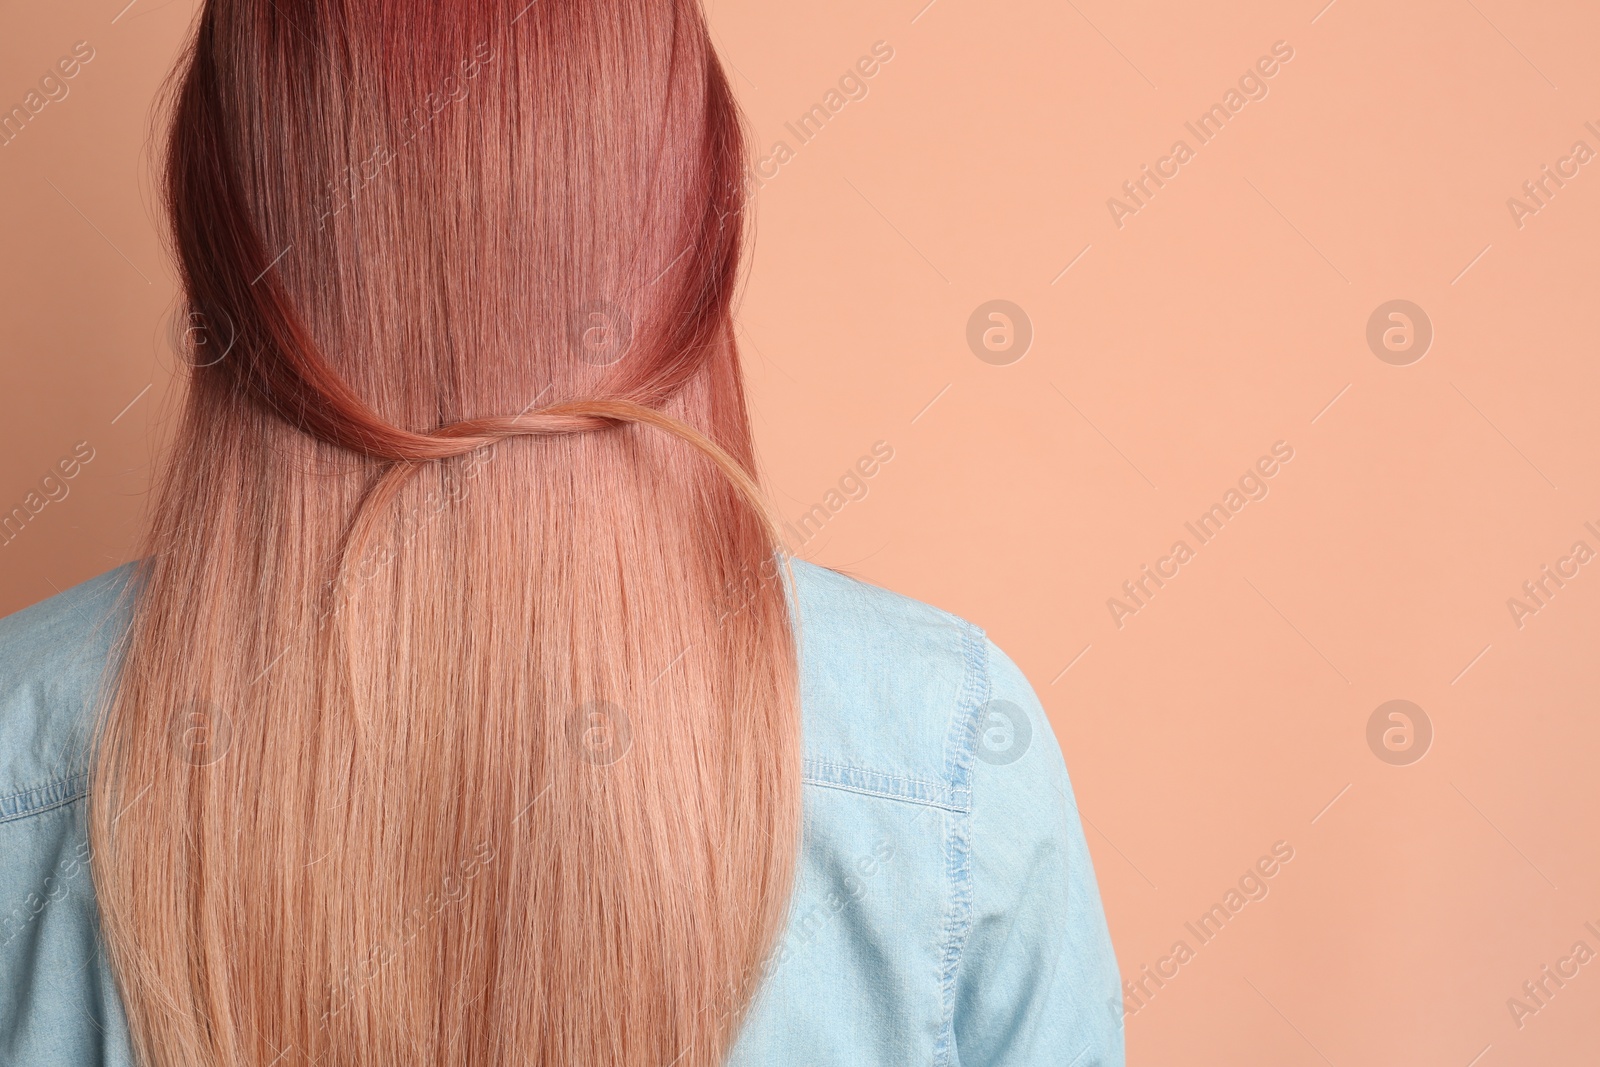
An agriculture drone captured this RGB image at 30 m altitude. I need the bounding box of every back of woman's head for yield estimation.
[89,1,801,1064]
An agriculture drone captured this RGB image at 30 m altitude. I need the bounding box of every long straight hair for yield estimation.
[88,2,801,1064]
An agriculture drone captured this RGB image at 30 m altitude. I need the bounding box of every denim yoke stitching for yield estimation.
[799,758,966,812]
[933,622,988,1067]
[0,770,89,824]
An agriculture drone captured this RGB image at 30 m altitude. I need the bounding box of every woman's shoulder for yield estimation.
[737,562,1122,1067]
[786,555,1075,828]
[0,565,139,1067]
[0,563,138,821]
[788,558,1002,813]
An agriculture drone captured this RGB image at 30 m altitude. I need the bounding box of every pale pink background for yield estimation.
[4,1,1599,1063]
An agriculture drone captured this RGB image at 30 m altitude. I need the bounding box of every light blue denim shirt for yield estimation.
[0,559,1123,1066]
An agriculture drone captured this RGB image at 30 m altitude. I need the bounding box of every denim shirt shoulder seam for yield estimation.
[932,619,987,1067]
[0,769,90,824]
[801,757,965,812]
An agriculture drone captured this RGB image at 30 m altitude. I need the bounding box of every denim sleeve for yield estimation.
[953,638,1124,1066]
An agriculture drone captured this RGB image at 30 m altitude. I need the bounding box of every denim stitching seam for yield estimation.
[801,757,960,811]
[0,770,89,824]
[932,622,987,1067]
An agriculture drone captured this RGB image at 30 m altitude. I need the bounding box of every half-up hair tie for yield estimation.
[331,396,779,610]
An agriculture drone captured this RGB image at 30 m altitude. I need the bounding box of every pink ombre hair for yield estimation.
[88,2,801,1064]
